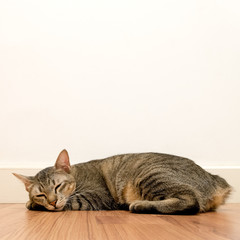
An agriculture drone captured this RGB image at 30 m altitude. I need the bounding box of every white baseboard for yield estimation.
[1,167,239,203]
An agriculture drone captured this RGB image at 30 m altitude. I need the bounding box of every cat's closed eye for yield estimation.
[36,194,46,198]
[55,183,62,193]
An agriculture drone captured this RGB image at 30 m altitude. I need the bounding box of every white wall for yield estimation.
[1,0,240,168]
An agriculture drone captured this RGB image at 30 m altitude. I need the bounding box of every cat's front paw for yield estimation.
[26,200,33,210]
[26,201,46,211]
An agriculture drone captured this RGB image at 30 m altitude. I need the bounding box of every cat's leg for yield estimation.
[129,195,200,214]
[66,191,118,211]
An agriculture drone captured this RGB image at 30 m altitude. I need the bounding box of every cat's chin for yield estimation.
[54,206,65,211]
[45,205,65,211]
[56,200,66,211]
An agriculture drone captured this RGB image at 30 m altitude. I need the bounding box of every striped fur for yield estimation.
[13,150,232,214]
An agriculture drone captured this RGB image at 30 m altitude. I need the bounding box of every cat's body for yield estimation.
[13,150,231,214]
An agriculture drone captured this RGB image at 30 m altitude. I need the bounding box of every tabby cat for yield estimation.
[13,150,231,214]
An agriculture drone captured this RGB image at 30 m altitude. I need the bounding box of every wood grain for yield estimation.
[0,204,239,240]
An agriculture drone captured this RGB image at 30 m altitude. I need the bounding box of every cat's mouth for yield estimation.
[45,200,66,211]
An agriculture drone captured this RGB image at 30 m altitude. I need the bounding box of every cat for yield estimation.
[13,149,232,214]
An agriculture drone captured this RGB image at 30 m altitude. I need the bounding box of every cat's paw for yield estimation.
[26,201,39,210]
[26,201,46,211]
[129,200,153,213]
[26,201,33,210]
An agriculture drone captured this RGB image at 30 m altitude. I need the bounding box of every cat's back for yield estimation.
[100,152,211,191]
[100,152,206,176]
[100,152,229,195]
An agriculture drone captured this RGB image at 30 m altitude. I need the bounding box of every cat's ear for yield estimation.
[55,149,71,173]
[12,173,34,192]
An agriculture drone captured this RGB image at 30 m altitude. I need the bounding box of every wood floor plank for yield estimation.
[0,204,239,240]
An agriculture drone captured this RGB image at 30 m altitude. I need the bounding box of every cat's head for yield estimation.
[13,149,76,211]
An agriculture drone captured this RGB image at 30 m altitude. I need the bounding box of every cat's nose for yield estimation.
[50,200,57,207]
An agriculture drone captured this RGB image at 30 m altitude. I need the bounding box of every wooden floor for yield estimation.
[0,204,239,240]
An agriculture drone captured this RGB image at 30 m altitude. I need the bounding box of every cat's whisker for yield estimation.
[72,185,83,192]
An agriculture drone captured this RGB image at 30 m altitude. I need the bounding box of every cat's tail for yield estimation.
[213,174,232,202]
[202,174,232,212]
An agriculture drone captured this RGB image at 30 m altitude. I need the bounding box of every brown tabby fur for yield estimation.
[13,150,232,214]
